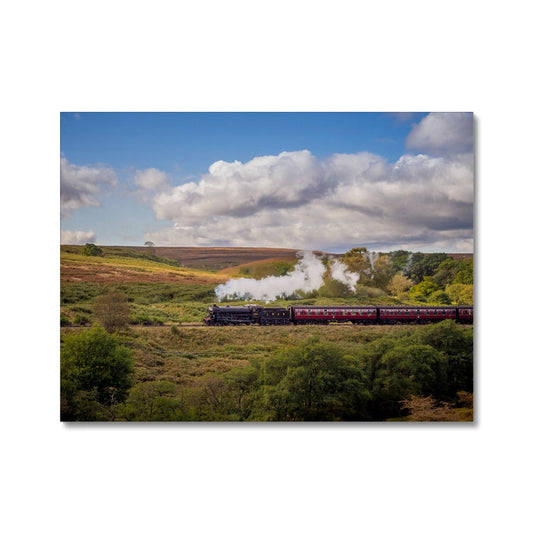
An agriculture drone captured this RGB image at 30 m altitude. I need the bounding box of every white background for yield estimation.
[2,1,531,532]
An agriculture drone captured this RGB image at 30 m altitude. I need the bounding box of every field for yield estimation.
[94,323,400,385]
[118,246,307,270]
[60,245,474,422]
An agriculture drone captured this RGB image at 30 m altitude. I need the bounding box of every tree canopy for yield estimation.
[61,326,134,420]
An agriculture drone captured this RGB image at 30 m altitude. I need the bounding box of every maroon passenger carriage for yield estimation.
[290,305,377,325]
[204,304,473,326]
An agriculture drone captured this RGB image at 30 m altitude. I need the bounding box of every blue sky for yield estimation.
[60,112,473,253]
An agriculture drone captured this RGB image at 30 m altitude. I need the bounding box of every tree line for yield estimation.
[319,248,473,305]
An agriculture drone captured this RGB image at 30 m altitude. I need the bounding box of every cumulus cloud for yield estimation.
[151,150,327,221]
[143,145,473,253]
[60,157,118,217]
[134,168,169,190]
[60,229,96,245]
[405,112,473,155]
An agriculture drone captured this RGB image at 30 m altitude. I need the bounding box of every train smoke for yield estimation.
[214,250,359,303]
[329,259,360,288]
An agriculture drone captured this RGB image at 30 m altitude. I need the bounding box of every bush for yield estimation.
[81,243,103,256]
[446,283,474,305]
[61,282,104,304]
[387,273,413,296]
[356,286,386,298]
[93,291,131,333]
[61,326,134,420]
[432,290,452,305]
[73,314,90,326]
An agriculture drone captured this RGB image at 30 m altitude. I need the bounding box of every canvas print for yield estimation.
[60,112,474,422]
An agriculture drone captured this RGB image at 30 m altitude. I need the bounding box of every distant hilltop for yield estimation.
[95,246,472,271]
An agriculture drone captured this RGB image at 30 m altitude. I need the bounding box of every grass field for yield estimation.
[61,247,229,284]
[61,323,397,384]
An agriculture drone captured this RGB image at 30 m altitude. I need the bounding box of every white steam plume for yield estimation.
[329,259,360,290]
[214,250,360,303]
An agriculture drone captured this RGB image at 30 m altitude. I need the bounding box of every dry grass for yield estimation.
[117,246,303,270]
[61,250,229,285]
[63,323,408,385]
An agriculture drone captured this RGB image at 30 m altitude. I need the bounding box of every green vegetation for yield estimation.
[65,243,182,267]
[61,327,134,421]
[238,260,295,279]
[93,291,131,333]
[60,245,473,421]
[81,243,103,256]
[60,320,473,421]
[61,281,218,325]
[338,247,473,306]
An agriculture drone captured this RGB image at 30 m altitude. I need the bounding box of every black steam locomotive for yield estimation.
[204,304,473,326]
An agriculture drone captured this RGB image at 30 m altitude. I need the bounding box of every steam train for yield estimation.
[204,304,474,326]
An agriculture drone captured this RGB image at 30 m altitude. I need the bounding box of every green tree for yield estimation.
[403,252,424,281]
[343,247,371,274]
[433,258,461,288]
[431,290,452,305]
[120,381,183,421]
[259,339,367,421]
[371,255,395,291]
[411,320,473,394]
[389,250,412,272]
[445,283,474,305]
[144,241,155,255]
[453,259,474,284]
[366,343,448,419]
[61,327,134,420]
[224,364,260,419]
[409,277,440,301]
[93,291,131,333]
[387,273,413,296]
[81,242,103,256]
[407,253,448,283]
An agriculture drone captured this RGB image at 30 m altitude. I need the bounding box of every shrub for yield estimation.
[431,290,452,305]
[73,314,90,326]
[356,286,386,298]
[387,273,413,296]
[61,282,104,304]
[399,395,460,422]
[81,243,103,256]
[445,283,474,305]
[61,326,134,419]
[93,291,131,333]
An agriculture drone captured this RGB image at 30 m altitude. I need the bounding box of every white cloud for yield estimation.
[151,150,326,221]
[60,157,118,217]
[60,229,96,245]
[134,168,169,190]
[405,112,473,156]
[143,146,474,253]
